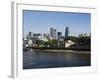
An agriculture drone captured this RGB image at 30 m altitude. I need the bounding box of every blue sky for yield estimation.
[23,10,91,37]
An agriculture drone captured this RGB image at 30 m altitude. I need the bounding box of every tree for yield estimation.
[77,36,91,46]
[67,36,78,42]
[52,40,58,47]
[36,40,44,47]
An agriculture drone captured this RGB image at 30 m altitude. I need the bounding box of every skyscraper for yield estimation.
[58,32,62,40]
[50,28,57,40]
[26,34,29,39]
[65,26,69,39]
[50,28,54,38]
[54,29,57,39]
[29,32,32,39]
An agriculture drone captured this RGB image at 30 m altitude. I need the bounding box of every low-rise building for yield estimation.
[65,40,75,48]
[28,39,33,47]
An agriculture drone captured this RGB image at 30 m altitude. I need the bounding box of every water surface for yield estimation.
[23,50,90,69]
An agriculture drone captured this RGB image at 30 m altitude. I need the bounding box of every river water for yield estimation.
[23,50,90,69]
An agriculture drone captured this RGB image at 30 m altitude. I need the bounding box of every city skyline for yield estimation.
[23,10,91,38]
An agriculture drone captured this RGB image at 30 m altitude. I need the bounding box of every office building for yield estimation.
[65,26,69,39]
[29,32,32,39]
[50,28,57,40]
[58,32,62,40]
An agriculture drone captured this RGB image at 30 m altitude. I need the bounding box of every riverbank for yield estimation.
[26,46,90,51]
[33,49,90,54]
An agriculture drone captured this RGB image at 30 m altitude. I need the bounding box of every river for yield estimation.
[23,50,90,69]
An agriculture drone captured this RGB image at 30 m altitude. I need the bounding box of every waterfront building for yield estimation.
[28,39,33,47]
[23,38,28,47]
[32,33,48,41]
[32,33,42,46]
[65,40,75,48]
[38,34,48,42]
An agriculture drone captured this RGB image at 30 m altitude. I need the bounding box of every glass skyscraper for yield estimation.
[65,26,69,39]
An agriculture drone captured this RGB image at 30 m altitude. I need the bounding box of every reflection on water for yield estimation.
[23,50,90,69]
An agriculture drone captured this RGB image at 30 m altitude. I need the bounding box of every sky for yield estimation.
[23,10,91,38]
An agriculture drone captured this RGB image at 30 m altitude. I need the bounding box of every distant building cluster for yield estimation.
[23,26,90,49]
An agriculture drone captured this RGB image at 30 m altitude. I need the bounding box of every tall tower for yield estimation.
[65,26,69,40]
[50,28,54,38]
[58,32,62,40]
[53,29,57,39]
[50,28,57,40]
[29,32,32,39]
